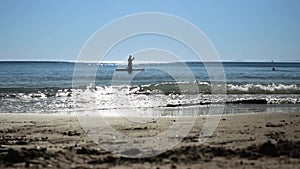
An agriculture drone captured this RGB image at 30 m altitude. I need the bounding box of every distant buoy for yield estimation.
[272,67,276,71]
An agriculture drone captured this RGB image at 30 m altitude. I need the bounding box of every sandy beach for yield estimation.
[0,112,299,169]
[1,0,300,168]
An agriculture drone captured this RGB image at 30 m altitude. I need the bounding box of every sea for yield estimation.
[0,61,299,115]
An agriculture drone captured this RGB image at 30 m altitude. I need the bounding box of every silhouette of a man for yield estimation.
[127,55,135,73]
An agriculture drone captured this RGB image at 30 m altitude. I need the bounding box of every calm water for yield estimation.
[0,61,299,89]
[0,61,299,113]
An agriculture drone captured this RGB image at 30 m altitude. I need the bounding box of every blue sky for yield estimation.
[0,0,299,62]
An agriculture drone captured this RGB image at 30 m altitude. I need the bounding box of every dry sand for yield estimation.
[0,112,299,169]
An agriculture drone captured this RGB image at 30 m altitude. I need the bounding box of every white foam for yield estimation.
[227,83,299,93]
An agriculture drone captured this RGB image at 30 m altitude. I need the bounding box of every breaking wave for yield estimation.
[0,82,299,113]
[135,82,300,95]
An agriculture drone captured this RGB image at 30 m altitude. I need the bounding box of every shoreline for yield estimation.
[0,105,299,117]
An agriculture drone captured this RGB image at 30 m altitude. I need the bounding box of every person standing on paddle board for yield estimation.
[127,55,135,73]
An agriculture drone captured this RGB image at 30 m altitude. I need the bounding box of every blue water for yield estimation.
[0,61,299,113]
[0,61,299,90]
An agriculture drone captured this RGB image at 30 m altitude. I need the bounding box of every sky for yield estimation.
[0,0,300,62]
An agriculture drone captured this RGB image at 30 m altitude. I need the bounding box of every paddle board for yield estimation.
[115,68,145,71]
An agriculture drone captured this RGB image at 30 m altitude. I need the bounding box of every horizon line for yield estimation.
[0,60,300,63]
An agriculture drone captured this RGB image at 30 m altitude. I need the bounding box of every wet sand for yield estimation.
[0,112,299,169]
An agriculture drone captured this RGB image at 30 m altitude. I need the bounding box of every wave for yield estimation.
[0,82,299,96]
[0,84,299,114]
[226,83,300,94]
[134,82,300,95]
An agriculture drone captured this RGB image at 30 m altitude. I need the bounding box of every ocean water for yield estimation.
[0,61,299,114]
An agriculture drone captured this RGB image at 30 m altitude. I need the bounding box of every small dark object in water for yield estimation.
[272,67,276,71]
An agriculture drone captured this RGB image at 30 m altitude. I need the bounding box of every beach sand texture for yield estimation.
[0,112,299,169]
